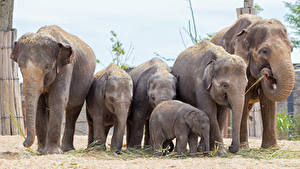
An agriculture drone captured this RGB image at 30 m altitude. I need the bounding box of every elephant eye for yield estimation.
[259,48,269,55]
[221,82,229,89]
[151,95,155,101]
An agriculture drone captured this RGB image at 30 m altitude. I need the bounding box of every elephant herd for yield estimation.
[10,14,295,156]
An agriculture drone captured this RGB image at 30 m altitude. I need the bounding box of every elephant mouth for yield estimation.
[260,67,277,90]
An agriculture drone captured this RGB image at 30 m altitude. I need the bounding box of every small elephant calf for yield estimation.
[150,100,210,156]
[86,63,133,152]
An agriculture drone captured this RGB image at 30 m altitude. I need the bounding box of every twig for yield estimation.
[245,74,265,95]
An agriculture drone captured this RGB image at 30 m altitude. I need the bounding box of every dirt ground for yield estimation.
[0,136,300,169]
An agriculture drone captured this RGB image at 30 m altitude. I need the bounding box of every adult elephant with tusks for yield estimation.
[210,14,295,149]
[172,41,248,156]
[10,25,96,154]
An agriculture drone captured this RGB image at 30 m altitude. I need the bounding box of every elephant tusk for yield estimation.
[245,74,265,95]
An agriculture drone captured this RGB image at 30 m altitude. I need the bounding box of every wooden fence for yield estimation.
[0,29,24,135]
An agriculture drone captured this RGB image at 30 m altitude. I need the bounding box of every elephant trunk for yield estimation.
[261,57,294,102]
[23,81,42,148]
[229,92,245,153]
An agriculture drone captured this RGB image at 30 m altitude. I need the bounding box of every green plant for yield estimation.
[254,3,264,14]
[276,111,297,140]
[284,0,300,48]
[179,0,215,48]
[109,30,134,70]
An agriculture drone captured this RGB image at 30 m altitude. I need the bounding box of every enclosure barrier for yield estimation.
[0,29,24,135]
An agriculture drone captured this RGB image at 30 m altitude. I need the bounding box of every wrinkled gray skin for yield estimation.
[211,14,294,149]
[150,100,210,156]
[10,25,96,154]
[86,64,133,152]
[172,41,248,156]
[127,58,177,149]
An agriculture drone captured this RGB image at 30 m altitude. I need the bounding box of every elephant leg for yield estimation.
[61,105,83,152]
[111,116,127,152]
[240,96,252,148]
[152,130,165,155]
[36,94,48,153]
[127,109,146,149]
[92,111,107,150]
[144,120,150,148]
[86,108,94,147]
[259,93,278,149]
[176,135,188,156]
[209,114,226,156]
[188,133,198,155]
[43,94,68,154]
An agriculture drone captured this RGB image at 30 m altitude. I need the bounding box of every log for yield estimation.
[0,29,24,135]
[0,0,14,31]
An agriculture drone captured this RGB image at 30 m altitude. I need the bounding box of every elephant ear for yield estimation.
[184,111,198,130]
[56,42,75,73]
[223,16,253,54]
[10,41,20,62]
[101,73,109,99]
[203,60,215,91]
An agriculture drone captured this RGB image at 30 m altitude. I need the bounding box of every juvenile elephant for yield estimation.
[172,41,248,155]
[127,58,177,149]
[150,100,210,156]
[210,14,295,149]
[10,25,96,154]
[86,64,133,152]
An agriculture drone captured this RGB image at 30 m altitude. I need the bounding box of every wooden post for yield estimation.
[222,0,258,138]
[236,0,257,17]
[0,0,24,135]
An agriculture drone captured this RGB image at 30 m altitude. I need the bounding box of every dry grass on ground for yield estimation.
[0,136,300,169]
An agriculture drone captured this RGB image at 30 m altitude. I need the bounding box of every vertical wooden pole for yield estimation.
[222,0,258,138]
[0,0,24,135]
[236,0,257,17]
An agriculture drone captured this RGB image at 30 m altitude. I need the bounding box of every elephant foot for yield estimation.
[240,142,249,149]
[36,146,44,154]
[261,142,279,149]
[189,152,198,157]
[61,144,75,152]
[197,144,205,152]
[229,144,239,153]
[43,146,63,155]
[153,151,164,156]
[215,146,227,157]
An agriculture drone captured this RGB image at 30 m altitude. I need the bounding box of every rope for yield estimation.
[0,46,13,49]
[0,77,19,80]
[0,116,23,119]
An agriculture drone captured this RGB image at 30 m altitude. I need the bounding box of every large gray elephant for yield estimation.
[210,14,295,149]
[172,41,248,155]
[86,63,133,152]
[150,100,210,156]
[127,58,177,149]
[10,25,96,154]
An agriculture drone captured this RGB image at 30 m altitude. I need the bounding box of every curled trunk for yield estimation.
[261,59,295,102]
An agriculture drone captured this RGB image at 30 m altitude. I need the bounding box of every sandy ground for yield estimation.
[0,136,300,169]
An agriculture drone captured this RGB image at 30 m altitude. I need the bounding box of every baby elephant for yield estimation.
[127,57,177,149]
[150,100,210,156]
[86,63,133,152]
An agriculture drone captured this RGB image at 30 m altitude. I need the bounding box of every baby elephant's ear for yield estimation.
[56,42,75,73]
[184,111,197,129]
[203,60,215,90]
